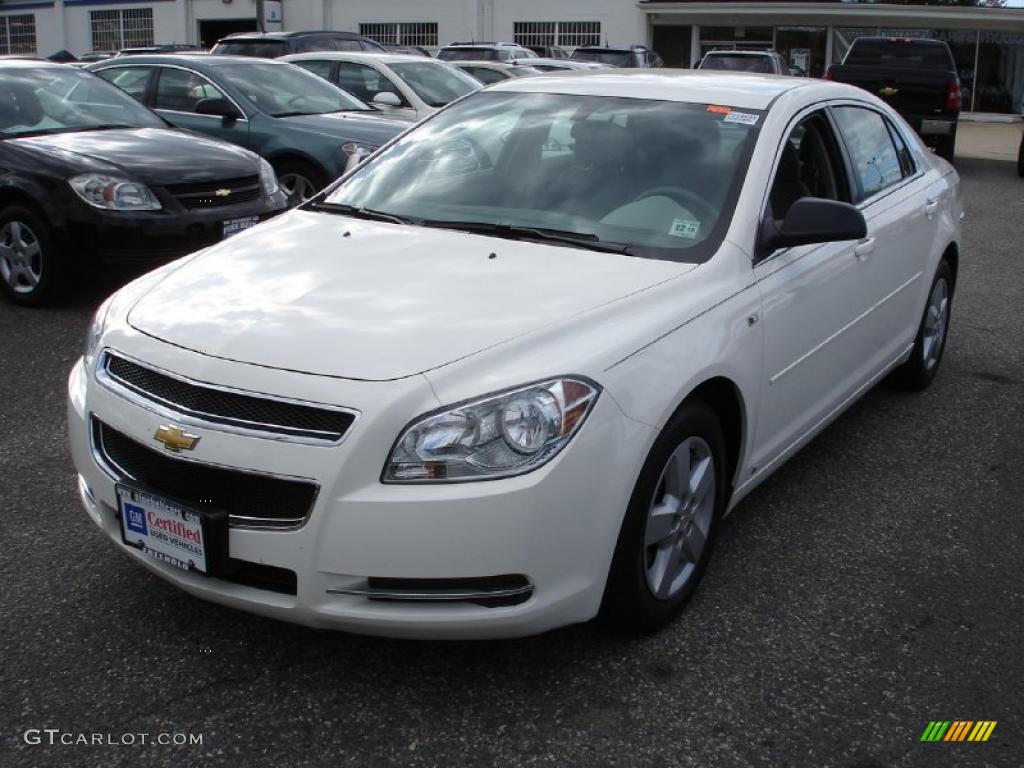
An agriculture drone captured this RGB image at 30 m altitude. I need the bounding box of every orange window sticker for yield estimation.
[706,105,732,114]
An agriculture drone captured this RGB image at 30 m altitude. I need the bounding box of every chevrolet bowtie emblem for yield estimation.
[154,425,200,452]
[879,86,899,97]
[215,188,231,197]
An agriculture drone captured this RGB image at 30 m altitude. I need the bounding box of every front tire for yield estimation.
[601,400,727,634]
[0,205,67,306]
[887,259,953,390]
[273,159,327,207]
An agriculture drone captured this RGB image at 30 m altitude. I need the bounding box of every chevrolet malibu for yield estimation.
[68,72,961,639]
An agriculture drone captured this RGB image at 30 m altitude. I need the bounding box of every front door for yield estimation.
[152,66,248,149]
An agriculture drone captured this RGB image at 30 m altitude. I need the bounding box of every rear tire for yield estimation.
[600,400,727,634]
[887,259,953,391]
[1017,135,1024,178]
[0,205,67,307]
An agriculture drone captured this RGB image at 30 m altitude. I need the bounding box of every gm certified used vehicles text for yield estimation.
[89,55,407,204]
[0,61,286,305]
[826,37,961,162]
[69,71,961,638]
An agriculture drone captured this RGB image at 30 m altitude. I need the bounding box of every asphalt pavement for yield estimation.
[1,156,1022,768]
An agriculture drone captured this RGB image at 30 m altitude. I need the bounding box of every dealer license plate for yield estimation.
[222,216,259,238]
[118,486,211,574]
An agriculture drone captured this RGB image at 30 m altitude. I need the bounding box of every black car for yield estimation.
[211,30,385,58]
[826,37,961,162]
[0,61,287,305]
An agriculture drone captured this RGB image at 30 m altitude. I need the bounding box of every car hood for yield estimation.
[127,210,694,381]
[275,111,409,143]
[8,127,257,185]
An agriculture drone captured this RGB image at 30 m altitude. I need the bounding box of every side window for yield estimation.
[154,68,228,113]
[94,67,153,103]
[467,67,506,85]
[337,63,404,104]
[768,111,851,221]
[831,106,904,202]
[887,119,916,178]
[294,60,333,81]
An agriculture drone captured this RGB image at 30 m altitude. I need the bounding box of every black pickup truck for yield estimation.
[826,37,961,162]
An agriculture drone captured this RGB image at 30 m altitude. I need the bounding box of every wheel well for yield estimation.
[942,242,959,292]
[686,377,745,497]
[267,152,325,176]
[0,188,46,219]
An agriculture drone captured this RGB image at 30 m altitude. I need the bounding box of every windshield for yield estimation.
[438,48,506,62]
[389,62,480,107]
[323,91,761,262]
[217,62,368,115]
[212,40,288,58]
[702,54,774,73]
[571,50,633,67]
[0,67,164,138]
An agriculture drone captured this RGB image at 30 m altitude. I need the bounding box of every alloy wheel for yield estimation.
[278,173,318,206]
[0,220,43,295]
[922,277,949,371]
[643,436,716,600]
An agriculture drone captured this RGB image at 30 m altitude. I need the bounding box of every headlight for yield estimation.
[383,378,600,483]
[83,295,114,371]
[69,175,161,211]
[258,157,279,196]
[342,142,377,159]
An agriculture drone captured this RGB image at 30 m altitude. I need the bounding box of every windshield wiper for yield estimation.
[309,201,414,225]
[419,220,631,254]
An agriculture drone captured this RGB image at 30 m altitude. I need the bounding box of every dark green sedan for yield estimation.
[89,55,409,204]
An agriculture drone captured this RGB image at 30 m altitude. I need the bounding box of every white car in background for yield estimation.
[69,71,961,639]
[282,52,481,122]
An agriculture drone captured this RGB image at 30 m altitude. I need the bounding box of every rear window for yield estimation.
[701,54,774,74]
[211,40,288,58]
[844,40,954,70]
[571,50,633,67]
[438,48,505,62]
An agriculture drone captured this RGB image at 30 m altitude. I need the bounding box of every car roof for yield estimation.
[89,54,280,67]
[487,69,820,110]
[704,50,777,56]
[451,61,519,70]
[574,45,647,52]
[220,30,364,41]
[283,52,436,65]
[0,58,64,69]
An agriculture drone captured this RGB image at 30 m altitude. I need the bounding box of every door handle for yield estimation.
[854,238,876,260]
[923,199,940,218]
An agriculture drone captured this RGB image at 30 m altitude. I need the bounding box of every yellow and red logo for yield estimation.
[921,721,997,742]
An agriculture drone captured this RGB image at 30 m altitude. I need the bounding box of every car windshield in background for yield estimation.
[703,54,774,73]
[572,51,633,67]
[323,91,762,262]
[389,62,479,107]
[212,40,288,58]
[438,49,503,62]
[845,41,954,69]
[217,62,370,115]
[0,67,164,138]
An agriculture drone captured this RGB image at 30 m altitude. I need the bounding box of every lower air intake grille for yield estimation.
[93,418,318,529]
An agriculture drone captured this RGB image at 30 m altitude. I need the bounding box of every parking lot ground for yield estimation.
[1,156,1022,768]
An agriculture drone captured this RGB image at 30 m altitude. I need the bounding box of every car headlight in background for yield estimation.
[383,378,600,482]
[83,295,114,372]
[69,175,161,211]
[342,142,377,173]
[258,157,279,196]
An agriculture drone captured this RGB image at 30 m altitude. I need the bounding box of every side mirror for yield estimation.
[195,98,242,120]
[371,91,402,108]
[759,197,867,257]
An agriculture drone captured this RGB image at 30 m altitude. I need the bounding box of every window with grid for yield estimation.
[0,14,37,56]
[90,8,154,52]
[513,22,600,49]
[359,23,438,48]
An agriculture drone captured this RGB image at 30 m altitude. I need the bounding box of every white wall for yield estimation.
[326,0,478,45]
[491,0,644,47]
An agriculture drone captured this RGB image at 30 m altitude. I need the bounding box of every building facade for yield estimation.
[2,0,1022,114]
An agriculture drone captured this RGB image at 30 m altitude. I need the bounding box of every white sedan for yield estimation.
[282,52,481,122]
[68,71,961,639]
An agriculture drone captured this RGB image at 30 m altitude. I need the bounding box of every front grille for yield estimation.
[103,353,355,443]
[92,418,318,529]
[165,175,262,210]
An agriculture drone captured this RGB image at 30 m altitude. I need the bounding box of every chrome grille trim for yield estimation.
[97,350,358,446]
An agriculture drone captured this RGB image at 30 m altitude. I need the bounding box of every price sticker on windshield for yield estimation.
[669,219,701,240]
[724,111,760,126]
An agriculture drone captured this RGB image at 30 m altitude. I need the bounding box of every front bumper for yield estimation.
[68,337,653,639]
[57,188,288,264]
